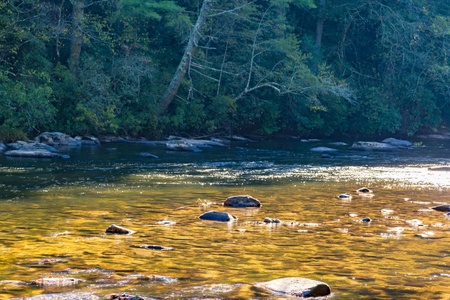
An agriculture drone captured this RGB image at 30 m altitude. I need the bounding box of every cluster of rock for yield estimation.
[0,132,100,159]
[104,194,331,298]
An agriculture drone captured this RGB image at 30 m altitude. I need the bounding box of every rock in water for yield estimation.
[254,277,331,298]
[224,195,261,207]
[198,211,237,222]
[105,224,136,235]
[431,205,450,212]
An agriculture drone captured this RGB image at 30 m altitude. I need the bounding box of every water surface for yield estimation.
[1,139,450,299]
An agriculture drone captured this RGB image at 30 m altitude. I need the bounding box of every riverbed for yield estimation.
[1,138,450,299]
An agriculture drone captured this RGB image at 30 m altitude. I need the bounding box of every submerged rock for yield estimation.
[105,224,136,235]
[224,195,261,207]
[4,149,70,159]
[310,147,338,152]
[254,277,331,298]
[199,211,237,222]
[131,244,173,251]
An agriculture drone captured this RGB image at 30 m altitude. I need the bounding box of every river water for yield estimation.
[1,138,450,299]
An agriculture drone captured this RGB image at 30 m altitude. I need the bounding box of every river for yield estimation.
[1,138,450,299]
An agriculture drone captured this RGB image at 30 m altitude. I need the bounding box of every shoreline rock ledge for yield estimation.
[254,277,331,298]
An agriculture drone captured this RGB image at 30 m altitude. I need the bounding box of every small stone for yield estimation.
[337,193,352,200]
[356,187,373,193]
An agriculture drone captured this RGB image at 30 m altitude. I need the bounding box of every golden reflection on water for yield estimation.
[1,176,450,299]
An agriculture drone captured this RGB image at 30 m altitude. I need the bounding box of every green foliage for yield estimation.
[0,72,56,139]
[0,0,447,139]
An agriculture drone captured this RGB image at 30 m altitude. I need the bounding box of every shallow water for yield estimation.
[1,139,450,299]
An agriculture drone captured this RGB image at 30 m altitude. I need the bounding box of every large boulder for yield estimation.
[350,141,399,152]
[4,140,70,158]
[199,211,237,222]
[166,140,201,152]
[254,277,331,298]
[431,205,450,212]
[35,132,81,147]
[224,195,261,208]
[381,138,412,148]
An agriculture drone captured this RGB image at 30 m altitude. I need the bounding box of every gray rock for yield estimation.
[35,132,81,147]
[0,142,6,151]
[381,138,412,148]
[75,135,101,146]
[224,195,261,207]
[199,211,237,222]
[7,140,58,152]
[310,147,338,152]
[166,140,201,152]
[350,141,399,152]
[254,277,331,298]
[4,150,69,159]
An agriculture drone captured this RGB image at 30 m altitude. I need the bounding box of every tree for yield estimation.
[158,0,212,114]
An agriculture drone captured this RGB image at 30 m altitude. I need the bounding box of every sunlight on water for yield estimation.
[1,141,450,299]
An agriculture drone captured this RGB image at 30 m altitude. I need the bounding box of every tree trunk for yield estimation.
[315,0,326,48]
[158,0,212,115]
[69,0,84,74]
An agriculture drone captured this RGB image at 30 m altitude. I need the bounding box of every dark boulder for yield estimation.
[224,195,261,208]
[254,277,331,298]
[431,205,450,212]
[199,211,237,222]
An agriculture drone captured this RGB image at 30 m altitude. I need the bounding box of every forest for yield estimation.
[0,0,449,141]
